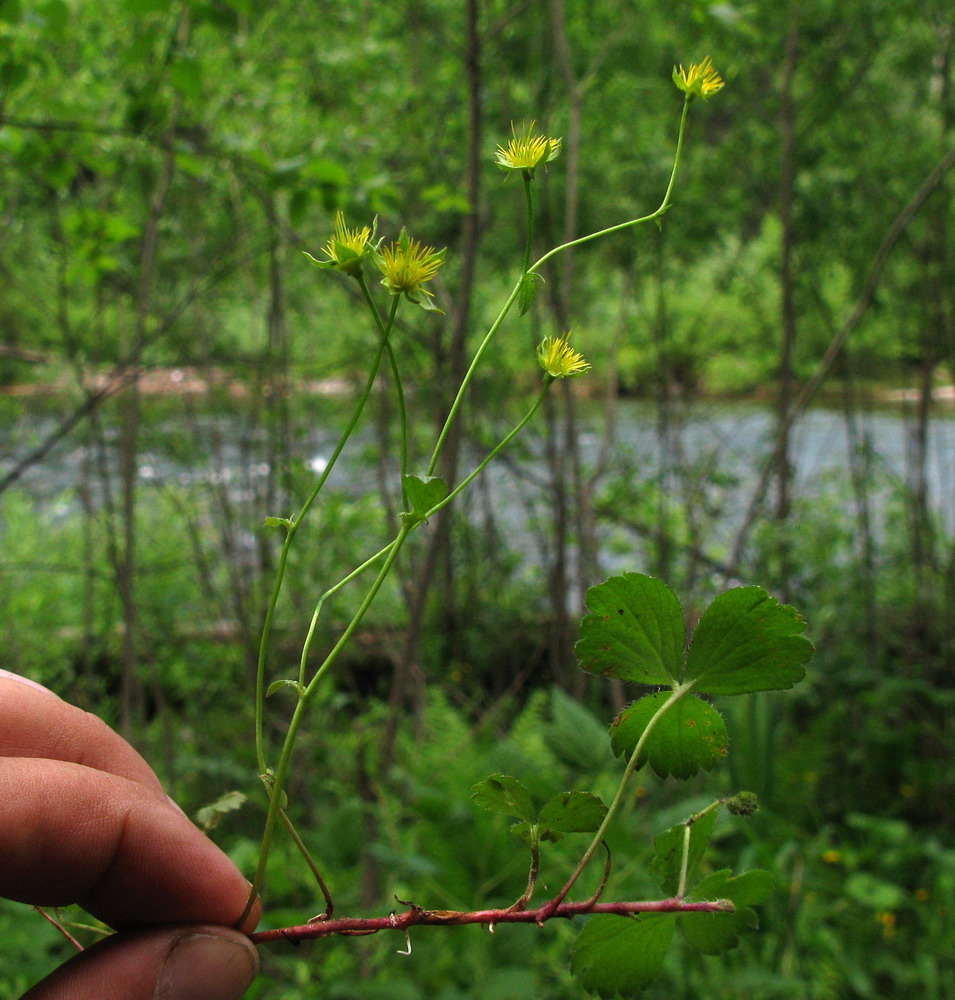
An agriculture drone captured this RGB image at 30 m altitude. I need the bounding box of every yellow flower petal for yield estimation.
[673,56,724,100]
[538,333,590,379]
[495,121,562,173]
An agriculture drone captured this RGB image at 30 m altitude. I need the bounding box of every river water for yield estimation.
[2,396,954,552]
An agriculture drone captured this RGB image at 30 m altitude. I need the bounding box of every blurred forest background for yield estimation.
[1,0,954,997]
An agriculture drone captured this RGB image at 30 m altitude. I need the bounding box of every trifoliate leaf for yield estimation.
[610,693,728,779]
[576,573,684,685]
[537,791,607,841]
[471,774,536,824]
[684,586,812,694]
[651,807,719,895]
[399,474,448,525]
[680,869,775,953]
[195,790,247,832]
[571,914,676,997]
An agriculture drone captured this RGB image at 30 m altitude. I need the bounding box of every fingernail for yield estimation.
[157,931,258,1000]
[0,669,55,695]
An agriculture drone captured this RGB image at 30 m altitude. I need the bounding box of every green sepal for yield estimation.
[610,692,728,779]
[680,869,775,953]
[571,914,676,997]
[684,586,813,694]
[576,573,684,685]
[651,806,718,895]
[471,774,536,824]
[399,474,448,525]
[406,288,445,313]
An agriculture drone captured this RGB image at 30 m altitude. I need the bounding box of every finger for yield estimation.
[21,925,259,1000]
[0,757,259,932]
[0,675,163,792]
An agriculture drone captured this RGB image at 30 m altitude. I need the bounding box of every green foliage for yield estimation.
[400,475,449,526]
[611,692,727,779]
[572,914,677,996]
[576,573,812,695]
[3,3,954,996]
[576,573,684,685]
[470,573,810,994]
[471,775,607,846]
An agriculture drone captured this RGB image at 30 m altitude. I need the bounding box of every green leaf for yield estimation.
[575,573,684,685]
[471,775,536,824]
[681,869,775,954]
[571,914,675,997]
[399,474,448,525]
[684,586,813,694]
[844,872,907,910]
[266,679,304,698]
[537,791,607,840]
[651,807,718,895]
[262,515,293,529]
[195,790,247,832]
[610,693,728,779]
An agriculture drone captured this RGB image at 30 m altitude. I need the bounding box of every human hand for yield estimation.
[0,670,260,1000]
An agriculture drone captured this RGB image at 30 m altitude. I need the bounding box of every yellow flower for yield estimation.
[672,56,725,101]
[377,228,446,311]
[495,121,562,176]
[304,211,375,277]
[821,849,842,865]
[538,333,590,379]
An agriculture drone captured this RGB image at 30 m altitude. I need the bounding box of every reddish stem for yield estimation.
[250,896,732,945]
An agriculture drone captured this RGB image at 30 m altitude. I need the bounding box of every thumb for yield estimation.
[21,925,259,1000]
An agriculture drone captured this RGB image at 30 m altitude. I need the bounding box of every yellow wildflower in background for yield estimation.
[377,228,446,311]
[537,333,590,379]
[672,56,725,100]
[876,910,896,939]
[304,211,375,277]
[495,121,562,175]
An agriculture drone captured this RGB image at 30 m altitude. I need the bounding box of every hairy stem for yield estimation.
[250,894,732,944]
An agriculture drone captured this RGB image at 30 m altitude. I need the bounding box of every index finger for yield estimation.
[0,673,162,793]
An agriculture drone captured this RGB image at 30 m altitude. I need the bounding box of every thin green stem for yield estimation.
[240,522,413,926]
[521,171,534,275]
[426,280,523,476]
[529,97,691,275]
[677,823,692,900]
[541,681,695,916]
[280,809,334,919]
[253,277,397,771]
[385,339,410,506]
[427,100,692,480]
[427,382,550,519]
[242,381,553,925]
[674,798,723,899]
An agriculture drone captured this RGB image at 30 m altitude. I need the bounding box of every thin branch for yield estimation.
[33,907,83,952]
[250,895,733,945]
